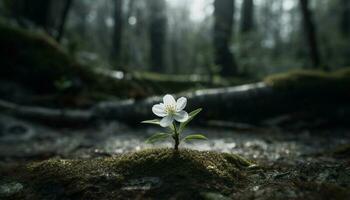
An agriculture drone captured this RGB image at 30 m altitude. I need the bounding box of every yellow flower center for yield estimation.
[165,104,176,115]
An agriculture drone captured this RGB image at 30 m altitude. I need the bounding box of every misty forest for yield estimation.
[0,0,350,199]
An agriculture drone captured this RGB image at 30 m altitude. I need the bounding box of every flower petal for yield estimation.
[174,111,189,123]
[163,94,176,106]
[176,97,187,111]
[152,103,167,117]
[160,116,174,127]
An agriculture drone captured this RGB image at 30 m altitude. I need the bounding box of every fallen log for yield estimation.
[0,99,93,127]
[94,82,269,123]
[1,69,350,126]
[94,69,350,124]
[94,81,350,125]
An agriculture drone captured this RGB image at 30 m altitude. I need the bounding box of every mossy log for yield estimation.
[7,149,252,199]
[95,68,350,124]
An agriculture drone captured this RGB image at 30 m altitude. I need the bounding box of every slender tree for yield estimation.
[213,0,237,77]
[149,0,167,72]
[340,0,350,37]
[111,0,123,64]
[240,0,255,33]
[299,0,321,68]
[56,0,74,42]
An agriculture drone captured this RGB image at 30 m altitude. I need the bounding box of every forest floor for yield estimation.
[0,114,349,199]
[1,22,349,199]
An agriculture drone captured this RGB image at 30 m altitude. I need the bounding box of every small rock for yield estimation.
[201,192,230,200]
[247,164,261,170]
[0,122,5,136]
[252,185,260,191]
[7,125,28,135]
[315,170,330,183]
[122,177,162,191]
[273,171,291,180]
[0,182,23,197]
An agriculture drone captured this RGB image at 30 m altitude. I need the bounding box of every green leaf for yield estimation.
[183,134,208,142]
[141,119,175,132]
[141,119,160,125]
[179,108,202,133]
[145,133,172,144]
[169,123,175,131]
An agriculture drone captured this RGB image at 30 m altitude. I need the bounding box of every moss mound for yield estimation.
[264,68,350,92]
[12,149,252,199]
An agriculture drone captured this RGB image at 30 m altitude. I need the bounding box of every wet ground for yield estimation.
[1,114,349,162]
[1,114,350,199]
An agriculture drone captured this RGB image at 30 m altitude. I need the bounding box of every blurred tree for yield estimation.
[111,0,123,65]
[119,0,150,70]
[238,0,256,76]
[240,0,255,33]
[149,0,167,72]
[56,0,74,42]
[213,0,238,77]
[75,0,89,38]
[299,0,321,69]
[340,0,350,37]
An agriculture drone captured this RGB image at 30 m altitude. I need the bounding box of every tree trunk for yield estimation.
[56,0,73,42]
[340,0,350,37]
[111,0,123,64]
[213,0,238,77]
[299,0,321,69]
[149,0,167,72]
[240,0,254,33]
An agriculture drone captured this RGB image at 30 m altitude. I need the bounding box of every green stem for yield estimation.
[173,122,179,150]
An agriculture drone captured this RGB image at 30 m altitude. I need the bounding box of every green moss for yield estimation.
[264,68,350,91]
[131,71,253,94]
[13,149,252,199]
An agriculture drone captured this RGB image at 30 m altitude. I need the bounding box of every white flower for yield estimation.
[152,94,189,127]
